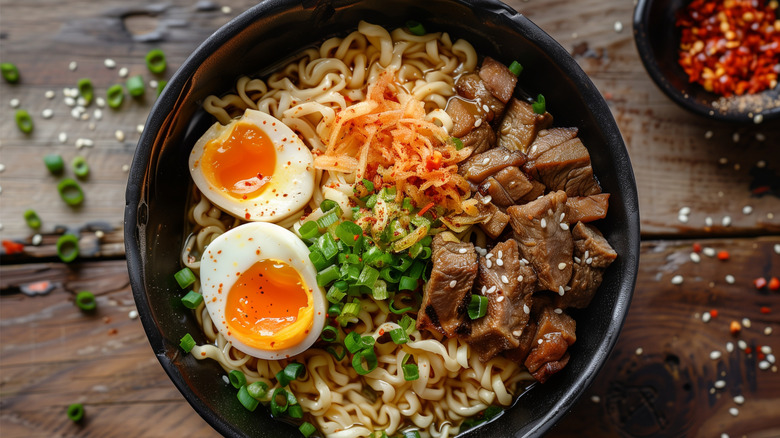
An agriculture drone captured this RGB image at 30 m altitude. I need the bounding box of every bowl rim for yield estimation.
[125,0,640,436]
[632,0,780,123]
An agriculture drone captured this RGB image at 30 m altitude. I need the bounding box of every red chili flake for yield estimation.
[760,306,772,314]
[745,347,752,354]
[692,242,702,253]
[245,212,251,220]
[754,277,768,289]
[710,309,719,318]
[769,277,780,291]
[378,329,385,336]
[108,328,118,335]
[417,202,436,217]
[676,0,780,97]
[353,234,360,241]
[730,320,742,334]
[752,185,771,195]
[758,352,766,360]
[717,250,730,261]
[2,240,24,254]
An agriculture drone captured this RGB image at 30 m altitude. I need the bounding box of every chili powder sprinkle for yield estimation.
[676,0,780,97]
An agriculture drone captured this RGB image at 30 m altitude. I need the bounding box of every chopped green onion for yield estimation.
[326,285,346,303]
[361,335,376,349]
[484,405,503,420]
[77,78,94,105]
[321,325,339,342]
[532,94,546,114]
[389,295,414,314]
[317,264,340,287]
[23,209,41,229]
[394,255,413,272]
[402,430,422,438]
[372,279,389,300]
[419,247,432,260]
[334,280,349,291]
[126,75,145,98]
[174,267,196,289]
[398,276,418,291]
[286,389,298,406]
[179,333,196,353]
[15,109,33,134]
[399,314,416,335]
[75,291,96,311]
[237,385,259,411]
[56,234,79,263]
[409,242,423,259]
[326,344,346,361]
[356,265,380,289]
[44,154,64,174]
[380,186,397,201]
[308,249,330,271]
[317,232,339,261]
[229,370,246,389]
[156,79,167,96]
[247,381,268,399]
[336,221,363,246]
[339,253,361,264]
[1,62,20,83]
[406,20,426,36]
[379,266,401,283]
[320,199,339,213]
[327,303,342,318]
[389,327,408,344]
[284,362,305,381]
[341,264,361,283]
[401,197,413,211]
[345,331,363,353]
[508,60,523,76]
[287,404,304,419]
[57,178,84,206]
[299,220,321,239]
[66,403,84,422]
[352,348,378,375]
[419,235,432,247]
[145,48,167,74]
[72,156,89,179]
[468,294,489,319]
[365,194,378,209]
[408,261,426,279]
[299,422,317,438]
[106,84,125,109]
[270,387,289,416]
[316,208,340,230]
[360,178,375,193]
[451,137,464,150]
[181,290,203,309]
[403,363,420,381]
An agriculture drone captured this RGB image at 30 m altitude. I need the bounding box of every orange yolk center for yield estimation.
[201,122,277,200]
[225,259,309,339]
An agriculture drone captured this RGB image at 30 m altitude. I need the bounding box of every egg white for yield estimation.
[199,222,326,360]
[189,109,315,223]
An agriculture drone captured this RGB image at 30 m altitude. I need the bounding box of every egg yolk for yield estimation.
[201,122,277,200]
[225,259,312,350]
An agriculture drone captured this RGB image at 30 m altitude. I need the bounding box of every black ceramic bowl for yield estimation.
[633,0,780,123]
[125,0,640,436]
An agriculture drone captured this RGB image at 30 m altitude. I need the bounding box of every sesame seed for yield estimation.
[738,340,747,350]
[690,253,701,263]
[754,113,764,124]
[537,339,543,344]
[449,280,457,288]
[560,222,569,231]
[481,286,487,294]
[486,253,494,259]
[759,361,770,370]
[729,407,739,416]
[115,130,125,142]
[222,375,229,384]
[0,164,4,172]
[137,124,144,133]
[496,296,504,302]
[761,345,772,354]
[501,275,509,284]
[496,258,503,266]
[774,243,780,255]
[614,20,623,32]
[703,247,716,257]
[149,79,158,88]
[591,395,600,403]
[710,350,722,360]
[122,164,130,172]
[75,138,94,148]
[96,97,105,107]
[678,214,689,223]
[726,342,734,353]
[474,118,482,128]
[558,286,565,296]
[732,132,740,142]
[704,130,713,139]
[486,286,496,294]
[93,109,102,120]
[722,216,732,227]
[540,218,547,228]
[119,67,129,77]
[68,61,78,71]
[481,195,492,204]
[517,275,523,282]
[756,132,766,141]
[221,5,232,13]
[725,274,736,284]
[742,318,751,328]
[558,262,566,270]
[482,104,490,112]
[635,347,643,355]
[31,234,43,245]
[767,354,776,364]
[486,259,492,269]
[512,330,522,337]
[64,96,76,107]
[481,157,490,165]
[58,132,68,143]
[679,206,692,216]
[458,248,467,254]
[70,107,81,119]
[497,250,503,258]
[721,434,730,438]
[765,327,773,335]
[702,312,711,322]
[705,217,713,227]
[523,304,530,314]
[41,108,53,119]
[733,395,744,404]
[45,90,55,99]
[76,97,88,106]
[553,308,562,314]
[741,205,754,215]
[585,257,593,265]
[714,380,726,389]
[718,157,729,165]
[574,257,581,264]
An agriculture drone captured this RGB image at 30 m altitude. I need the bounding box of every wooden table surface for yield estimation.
[1,0,778,437]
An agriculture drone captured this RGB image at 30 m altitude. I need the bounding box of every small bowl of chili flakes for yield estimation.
[634,0,780,123]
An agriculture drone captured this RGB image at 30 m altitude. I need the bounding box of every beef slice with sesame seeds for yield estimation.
[478,177,515,208]
[466,239,538,361]
[556,222,617,309]
[524,131,602,197]
[455,74,506,121]
[447,97,485,138]
[507,190,573,293]
[492,166,534,202]
[523,297,576,383]
[473,193,511,240]
[460,122,496,156]
[459,147,527,184]
[497,98,553,153]
[478,57,518,104]
[416,233,478,338]
[517,179,546,203]
[565,193,610,224]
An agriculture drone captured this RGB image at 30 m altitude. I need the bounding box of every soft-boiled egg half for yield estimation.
[200,222,326,360]
[189,109,315,222]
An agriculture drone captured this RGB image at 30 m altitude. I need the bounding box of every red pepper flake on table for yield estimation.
[676,0,780,96]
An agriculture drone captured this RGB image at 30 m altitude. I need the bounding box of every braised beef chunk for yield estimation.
[507,191,573,292]
[565,193,610,224]
[524,132,602,197]
[478,57,518,104]
[492,166,534,202]
[416,233,478,338]
[479,177,514,208]
[455,74,506,121]
[556,222,617,309]
[524,301,577,383]
[447,97,485,138]
[497,98,553,153]
[460,123,496,156]
[517,179,546,203]
[460,147,527,183]
[526,127,578,161]
[467,240,537,361]
[474,193,510,240]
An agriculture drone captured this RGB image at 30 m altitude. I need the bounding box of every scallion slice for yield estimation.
[316,208,339,229]
[402,430,422,438]
[145,48,167,74]
[156,79,167,96]
[66,403,84,422]
[247,381,268,399]
[320,199,340,213]
[237,385,259,411]
[317,232,339,261]
[398,276,418,291]
[352,348,378,375]
[270,387,289,416]
[532,94,546,114]
[72,156,89,179]
[126,75,145,98]
[399,314,415,335]
[23,209,41,229]
[326,344,346,361]
[75,291,96,311]
[379,266,401,283]
[308,249,330,271]
[406,20,426,36]
[389,327,408,344]
[106,84,125,109]
[174,267,196,289]
[321,324,339,342]
[299,422,317,438]
[284,362,305,381]
[56,233,79,263]
[287,404,304,419]
[468,294,489,319]
[345,331,362,353]
[451,137,464,150]
[327,303,342,318]
[77,78,94,105]
[229,370,246,389]
[316,264,340,287]
[181,290,203,309]
[403,363,420,381]
[179,333,196,353]
[326,285,346,304]
[389,296,414,314]
[372,279,388,300]
[44,153,64,174]
[57,178,84,206]
[1,62,20,83]
[335,221,362,246]
[299,220,320,239]
[508,60,523,76]
[15,109,33,134]
[356,265,380,289]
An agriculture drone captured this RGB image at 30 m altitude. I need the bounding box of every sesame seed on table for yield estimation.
[0,0,778,437]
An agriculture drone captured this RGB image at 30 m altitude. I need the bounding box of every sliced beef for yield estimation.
[497,98,553,153]
[466,239,537,361]
[565,193,610,224]
[447,97,485,139]
[517,179,546,203]
[492,166,534,202]
[460,123,496,156]
[526,128,579,160]
[459,147,527,184]
[474,193,510,240]
[556,222,617,309]
[478,177,514,208]
[524,300,576,383]
[525,133,602,197]
[478,57,518,104]
[416,233,478,338]
[455,74,506,122]
[507,191,573,293]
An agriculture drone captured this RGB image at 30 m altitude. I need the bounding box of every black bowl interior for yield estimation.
[633,0,780,123]
[125,0,640,437]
